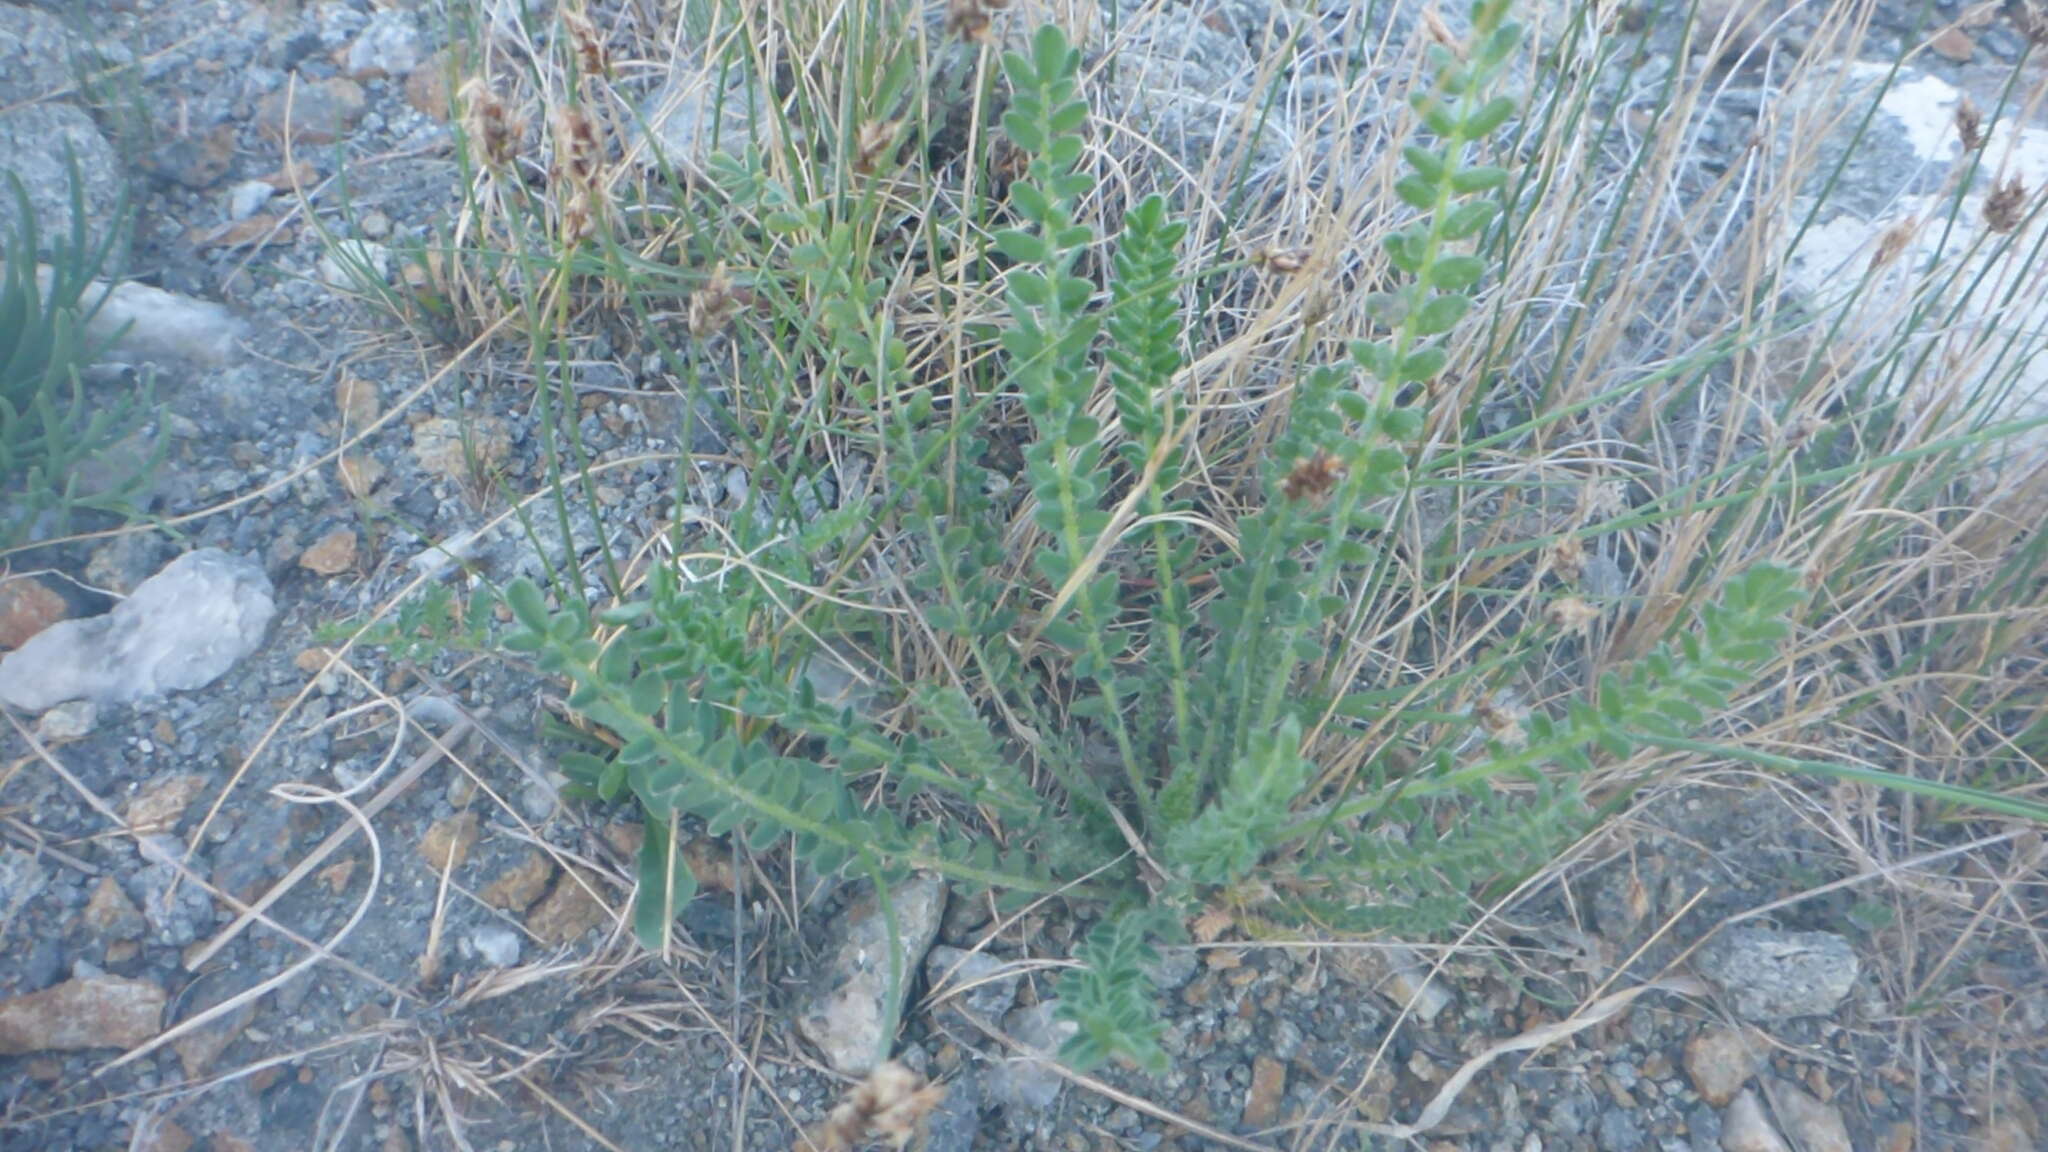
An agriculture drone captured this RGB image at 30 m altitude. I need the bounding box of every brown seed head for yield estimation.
[1868,217,1917,272]
[1985,176,2029,233]
[1544,597,1601,633]
[1473,693,1528,747]
[1546,534,1585,584]
[1281,449,1346,503]
[855,118,901,175]
[809,1061,946,1151]
[553,105,604,189]
[562,8,609,77]
[459,78,521,170]
[1782,412,1825,450]
[988,137,1029,185]
[1252,245,1312,275]
[2008,0,2048,47]
[1955,98,1984,151]
[688,262,742,339]
[559,187,603,240]
[945,0,995,42]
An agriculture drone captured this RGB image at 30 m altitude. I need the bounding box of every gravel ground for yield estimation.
[1,1,2043,1150]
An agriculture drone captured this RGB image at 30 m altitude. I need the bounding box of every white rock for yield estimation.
[795,873,947,1075]
[227,180,275,220]
[468,925,521,967]
[1379,944,1454,1023]
[629,71,754,172]
[35,269,244,367]
[1721,1088,1791,1152]
[321,239,389,289]
[1763,1078,1852,1152]
[35,700,97,743]
[408,525,493,581]
[0,549,275,712]
[345,10,424,79]
[1778,64,2048,459]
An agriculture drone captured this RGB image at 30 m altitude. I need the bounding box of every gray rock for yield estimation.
[345,9,424,79]
[0,103,123,254]
[0,549,276,712]
[924,945,1023,1024]
[982,1000,1076,1115]
[1694,926,1857,1022]
[1144,945,1198,991]
[136,843,214,947]
[1099,7,1278,175]
[0,848,49,950]
[0,5,82,104]
[922,1070,982,1152]
[468,925,521,968]
[796,873,948,1075]
[1598,1106,1647,1151]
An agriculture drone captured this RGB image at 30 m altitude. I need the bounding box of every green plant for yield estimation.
[471,2,2048,1079]
[0,159,155,547]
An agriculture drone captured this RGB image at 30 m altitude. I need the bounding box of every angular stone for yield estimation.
[0,577,69,650]
[480,851,554,913]
[418,811,478,872]
[1685,1025,1761,1107]
[0,848,49,949]
[145,124,236,191]
[69,276,246,368]
[129,1116,191,1152]
[410,416,510,482]
[189,215,294,250]
[982,1000,1075,1114]
[82,876,145,941]
[468,925,520,967]
[298,529,358,576]
[1721,1088,1791,1152]
[0,976,165,1054]
[1763,1079,1851,1152]
[125,773,210,835]
[526,868,609,946]
[337,455,386,499]
[923,945,1022,1024]
[256,78,366,145]
[335,375,381,427]
[1243,1054,1287,1128]
[797,874,947,1075]
[345,10,424,79]
[405,53,451,119]
[1929,28,1974,62]
[1694,927,1858,1022]
[35,700,97,743]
